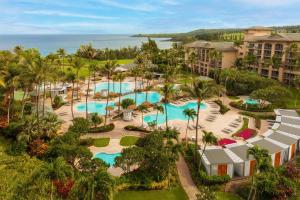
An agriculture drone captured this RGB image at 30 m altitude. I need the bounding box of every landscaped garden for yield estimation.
[120,136,139,146]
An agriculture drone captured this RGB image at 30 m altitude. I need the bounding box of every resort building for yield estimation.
[184,26,300,84]
[246,137,288,167]
[272,123,300,138]
[184,41,237,76]
[263,130,299,161]
[276,116,300,128]
[225,143,256,177]
[199,146,239,178]
[274,109,300,118]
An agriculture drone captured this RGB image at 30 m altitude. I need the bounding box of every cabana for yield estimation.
[226,143,256,177]
[247,136,288,167]
[199,146,236,178]
[272,123,300,138]
[264,130,299,161]
[276,116,300,128]
[274,109,299,118]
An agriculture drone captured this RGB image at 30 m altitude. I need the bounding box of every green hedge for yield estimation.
[229,101,273,112]
[124,125,150,133]
[239,111,276,120]
[213,100,230,114]
[88,123,115,133]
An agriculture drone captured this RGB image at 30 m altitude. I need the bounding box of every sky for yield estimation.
[0,0,300,34]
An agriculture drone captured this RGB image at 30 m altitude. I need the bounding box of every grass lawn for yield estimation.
[93,138,110,147]
[228,95,240,100]
[113,187,188,200]
[216,192,241,200]
[120,136,139,146]
[14,90,26,101]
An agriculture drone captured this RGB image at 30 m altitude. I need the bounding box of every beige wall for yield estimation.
[222,51,238,69]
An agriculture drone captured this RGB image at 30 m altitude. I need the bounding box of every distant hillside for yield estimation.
[133,25,300,43]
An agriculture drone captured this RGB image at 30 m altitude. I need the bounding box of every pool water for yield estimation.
[144,102,206,125]
[245,99,259,105]
[94,82,132,94]
[75,92,161,114]
[76,101,115,115]
[94,152,121,166]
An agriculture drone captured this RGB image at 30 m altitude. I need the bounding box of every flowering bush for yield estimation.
[53,179,74,199]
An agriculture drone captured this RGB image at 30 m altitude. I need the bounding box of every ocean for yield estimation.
[0,34,173,55]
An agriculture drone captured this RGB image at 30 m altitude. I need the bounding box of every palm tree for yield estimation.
[102,60,117,125]
[72,57,84,100]
[153,103,164,129]
[201,131,217,157]
[34,157,73,200]
[66,72,76,119]
[130,67,140,104]
[57,48,66,71]
[183,108,197,146]
[181,78,219,161]
[89,64,99,95]
[160,83,176,130]
[115,72,127,113]
[188,51,197,73]
[138,104,147,127]
[247,145,271,200]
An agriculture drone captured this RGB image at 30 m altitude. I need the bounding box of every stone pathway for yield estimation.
[176,155,199,200]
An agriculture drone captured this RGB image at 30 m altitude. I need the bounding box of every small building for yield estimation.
[274,109,299,118]
[49,87,67,97]
[276,116,300,128]
[199,146,235,178]
[273,123,300,138]
[226,143,256,177]
[264,130,299,161]
[247,136,287,167]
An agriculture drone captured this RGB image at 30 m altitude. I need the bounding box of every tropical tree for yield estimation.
[153,103,164,129]
[201,131,217,157]
[247,145,272,200]
[66,72,76,119]
[130,67,140,104]
[34,157,74,200]
[115,72,127,113]
[183,108,197,145]
[57,48,67,71]
[188,51,197,73]
[160,83,176,129]
[90,113,103,128]
[72,57,84,100]
[209,50,222,69]
[138,104,147,127]
[102,60,117,125]
[181,78,219,162]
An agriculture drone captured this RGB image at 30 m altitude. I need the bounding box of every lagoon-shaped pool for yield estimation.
[94,82,132,94]
[144,102,207,125]
[94,152,121,166]
[75,92,161,114]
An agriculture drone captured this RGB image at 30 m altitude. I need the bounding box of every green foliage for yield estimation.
[213,100,230,114]
[229,100,273,112]
[120,136,140,146]
[88,123,115,133]
[239,111,276,120]
[90,113,103,127]
[69,117,90,134]
[79,137,94,146]
[121,98,135,109]
[124,125,150,133]
[198,170,230,185]
[196,186,216,200]
[93,138,110,147]
[52,95,64,109]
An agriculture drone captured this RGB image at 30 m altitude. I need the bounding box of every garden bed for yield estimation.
[230,101,273,112]
[120,136,140,146]
[88,123,115,133]
[124,125,150,133]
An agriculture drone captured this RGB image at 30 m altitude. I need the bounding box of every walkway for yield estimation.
[176,155,199,200]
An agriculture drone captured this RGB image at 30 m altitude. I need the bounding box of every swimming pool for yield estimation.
[94,82,133,94]
[244,99,259,105]
[75,92,161,114]
[94,152,121,167]
[144,102,207,125]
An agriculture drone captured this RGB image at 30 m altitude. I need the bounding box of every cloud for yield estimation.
[95,0,157,12]
[23,10,117,19]
[161,0,180,5]
[233,0,299,6]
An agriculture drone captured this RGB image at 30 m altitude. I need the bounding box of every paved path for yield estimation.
[176,155,199,200]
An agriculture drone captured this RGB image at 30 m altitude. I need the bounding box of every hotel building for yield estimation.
[184,26,300,84]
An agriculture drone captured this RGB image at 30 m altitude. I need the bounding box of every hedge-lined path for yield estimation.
[176,155,199,200]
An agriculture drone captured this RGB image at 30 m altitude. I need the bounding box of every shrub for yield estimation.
[28,139,48,158]
[52,95,64,109]
[213,100,230,114]
[79,138,94,146]
[69,117,90,135]
[121,98,135,109]
[239,111,276,120]
[7,140,27,155]
[89,113,103,128]
[124,125,150,133]
[229,101,273,112]
[88,123,115,133]
[2,121,23,139]
[198,170,230,185]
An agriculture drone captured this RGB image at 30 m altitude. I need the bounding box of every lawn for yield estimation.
[113,187,188,200]
[228,95,240,100]
[216,192,241,200]
[120,136,139,146]
[93,138,110,147]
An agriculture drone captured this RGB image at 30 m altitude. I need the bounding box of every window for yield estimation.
[275,44,283,51]
[264,43,272,50]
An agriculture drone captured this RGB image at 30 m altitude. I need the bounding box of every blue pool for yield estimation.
[94,82,133,94]
[76,92,161,114]
[144,102,207,125]
[244,99,259,105]
[94,152,121,166]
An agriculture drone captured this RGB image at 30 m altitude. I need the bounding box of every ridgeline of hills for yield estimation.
[133,25,300,43]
